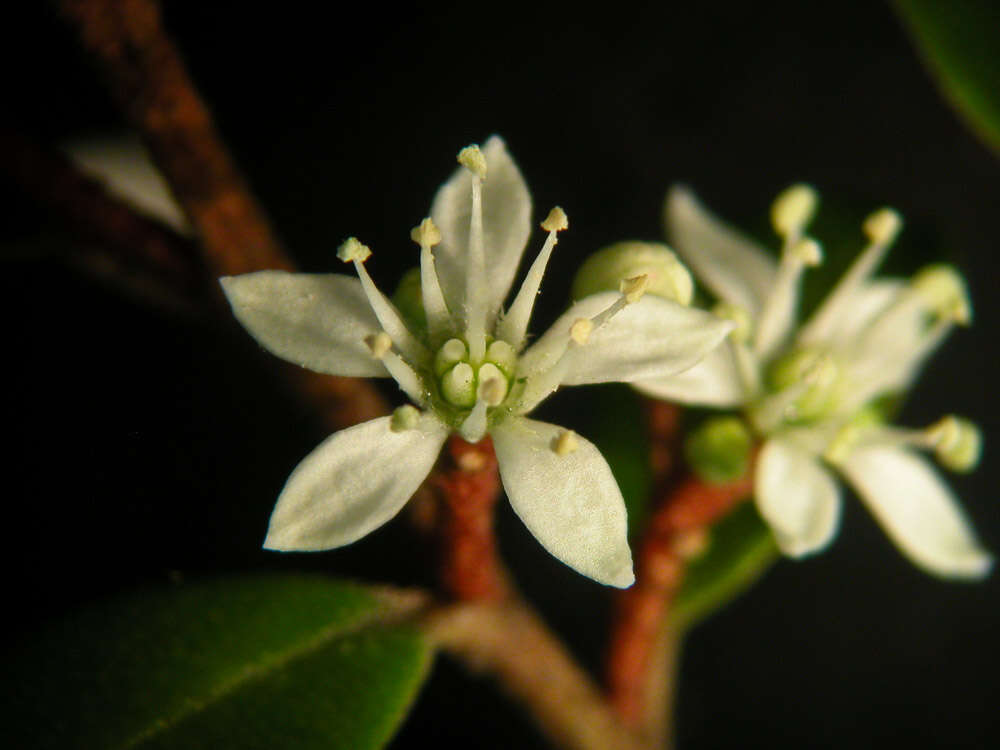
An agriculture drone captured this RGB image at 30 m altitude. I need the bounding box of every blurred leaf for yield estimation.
[894,0,1000,154]
[574,383,652,537]
[5,575,432,750]
[672,502,779,630]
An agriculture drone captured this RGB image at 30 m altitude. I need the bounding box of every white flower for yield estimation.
[636,184,992,578]
[220,138,733,587]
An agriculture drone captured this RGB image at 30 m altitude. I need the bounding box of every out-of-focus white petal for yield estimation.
[519,292,733,386]
[491,417,635,588]
[841,290,945,410]
[430,135,531,321]
[632,343,747,407]
[220,271,388,377]
[755,438,841,557]
[839,445,992,578]
[65,134,190,234]
[264,415,448,551]
[665,185,777,317]
[800,279,904,347]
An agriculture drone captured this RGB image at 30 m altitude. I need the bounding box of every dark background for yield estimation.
[4,2,998,748]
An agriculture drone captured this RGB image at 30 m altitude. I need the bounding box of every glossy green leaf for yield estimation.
[894,0,1000,154]
[5,575,432,750]
[672,501,779,630]
[574,383,652,537]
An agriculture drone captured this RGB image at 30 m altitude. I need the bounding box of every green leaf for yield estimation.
[894,0,1000,154]
[672,502,779,630]
[5,575,432,750]
[574,383,652,537]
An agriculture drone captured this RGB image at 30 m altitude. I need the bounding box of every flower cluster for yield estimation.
[222,138,732,587]
[635,185,991,578]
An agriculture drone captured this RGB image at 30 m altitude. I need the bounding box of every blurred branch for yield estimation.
[606,400,754,746]
[426,600,647,750]
[58,0,291,276]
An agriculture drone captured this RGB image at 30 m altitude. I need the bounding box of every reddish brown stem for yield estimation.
[606,473,753,731]
[430,436,508,602]
[59,0,292,277]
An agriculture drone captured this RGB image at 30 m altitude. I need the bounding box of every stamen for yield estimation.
[459,399,489,442]
[390,404,421,432]
[411,217,451,340]
[461,145,488,362]
[799,208,903,345]
[336,237,372,263]
[619,274,650,303]
[570,318,593,345]
[364,332,393,359]
[754,236,822,356]
[770,184,818,240]
[497,207,568,349]
[341,237,429,366]
[551,429,579,456]
[381,350,426,405]
[911,264,972,325]
[457,145,487,178]
[927,415,982,472]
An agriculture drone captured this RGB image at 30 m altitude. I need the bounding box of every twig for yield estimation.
[606,473,753,742]
[59,0,292,277]
[428,436,509,601]
[426,600,647,750]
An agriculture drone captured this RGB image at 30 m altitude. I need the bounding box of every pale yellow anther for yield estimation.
[771,184,818,238]
[336,236,372,263]
[912,264,972,325]
[551,429,580,456]
[619,274,649,304]
[485,340,517,374]
[713,302,753,344]
[541,206,569,232]
[364,332,393,359]
[863,208,903,246]
[927,415,981,473]
[791,237,823,266]
[802,353,838,388]
[410,217,441,247]
[390,404,421,433]
[458,145,487,178]
[570,318,593,345]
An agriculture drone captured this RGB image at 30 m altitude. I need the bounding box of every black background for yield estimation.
[4,2,998,748]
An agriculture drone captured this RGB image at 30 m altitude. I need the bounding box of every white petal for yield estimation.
[811,279,904,348]
[843,289,946,406]
[665,185,777,317]
[632,343,747,407]
[839,445,992,578]
[755,438,841,557]
[491,417,634,587]
[264,415,449,550]
[430,135,531,320]
[520,292,733,386]
[221,271,388,377]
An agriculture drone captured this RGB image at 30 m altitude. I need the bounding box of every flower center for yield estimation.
[434,337,516,409]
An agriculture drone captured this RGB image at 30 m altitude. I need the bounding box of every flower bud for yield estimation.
[684,416,753,484]
[571,241,694,305]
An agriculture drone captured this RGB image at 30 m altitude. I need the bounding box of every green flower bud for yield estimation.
[571,241,694,305]
[391,267,427,335]
[685,416,753,484]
